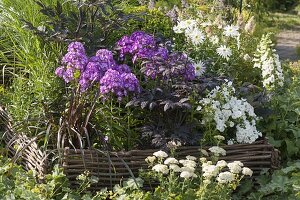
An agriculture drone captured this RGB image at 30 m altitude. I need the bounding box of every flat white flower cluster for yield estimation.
[145,150,253,188]
[200,158,253,184]
[145,151,198,179]
[199,81,262,144]
[253,34,284,89]
[208,146,226,156]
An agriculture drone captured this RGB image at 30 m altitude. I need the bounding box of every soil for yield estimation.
[276,25,300,61]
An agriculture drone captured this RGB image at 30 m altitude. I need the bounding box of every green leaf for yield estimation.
[285,139,299,157]
[282,166,297,174]
[267,136,282,148]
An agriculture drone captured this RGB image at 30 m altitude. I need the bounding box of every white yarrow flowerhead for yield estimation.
[181,166,195,173]
[152,164,169,174]
[199,157,207,163]
[208,146,226,156]
[202,164,219,178]
[153,150,168,158]
[242,167,253,176]
[227,162,243,174]
[194,61,206,77]
[216,45,232,60]
[164,157,179,165]
[169,164,181,172]
[216,160,227,168]
[223,24,240,37]
[217,171,235,184]
[186,155,197,161]
[180,171,197,179]
[214,135,225,141]
[145,156,156,164]
[179,159,197,168]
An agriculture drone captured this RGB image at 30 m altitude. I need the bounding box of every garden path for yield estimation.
[276,25,300,61]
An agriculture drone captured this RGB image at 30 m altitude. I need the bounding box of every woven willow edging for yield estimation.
[0,107,47,177]
[61,139,280,190]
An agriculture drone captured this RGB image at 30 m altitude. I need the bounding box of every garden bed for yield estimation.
[1,109,280,190]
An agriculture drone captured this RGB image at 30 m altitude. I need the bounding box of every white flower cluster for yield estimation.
[253,34,284,89]
[173,19,205,46]
[199,81,262,144]
[146,151,198,179]
[208,146,226,156]
[173,19,240,61]
[200,159,253,185]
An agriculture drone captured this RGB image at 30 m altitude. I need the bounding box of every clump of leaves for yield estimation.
[22,0,143,52]
[260,75,300,159]
[239,161,300,200]
[0,155,105,199]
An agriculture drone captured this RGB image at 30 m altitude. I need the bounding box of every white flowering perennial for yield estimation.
[153,150,168,158]
[173,19,206,46]
[150,151,198,179]
[200,159,253,184]
[208,146,226,156]
[253,34,284,89]
[223,25,240,38]
[216,45,232,60]
[199,81,262,144]
[194,60,206,77]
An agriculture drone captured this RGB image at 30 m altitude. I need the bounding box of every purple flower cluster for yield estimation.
[116,31,195,81]
[55,42,140,99]
[117,31,156,61]
[100,69,140,101]
[55,42,88,83]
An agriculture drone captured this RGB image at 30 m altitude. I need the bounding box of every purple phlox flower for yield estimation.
[100,69,140,100]
[78,50,118,91]
[55,66,65,77]
[56,42,88,83]
[116,31,156,61]
[100,69,124,98]
[62,51,88,70]
[113,64,132,74]
[96,49,114,61]
[63,67,75,83]
[67,42,86,54]
[121,72,141,93]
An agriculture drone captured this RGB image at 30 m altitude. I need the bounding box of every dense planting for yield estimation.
[0,0,299,199]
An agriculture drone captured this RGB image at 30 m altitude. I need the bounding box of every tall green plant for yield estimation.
[0,0,64,137]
